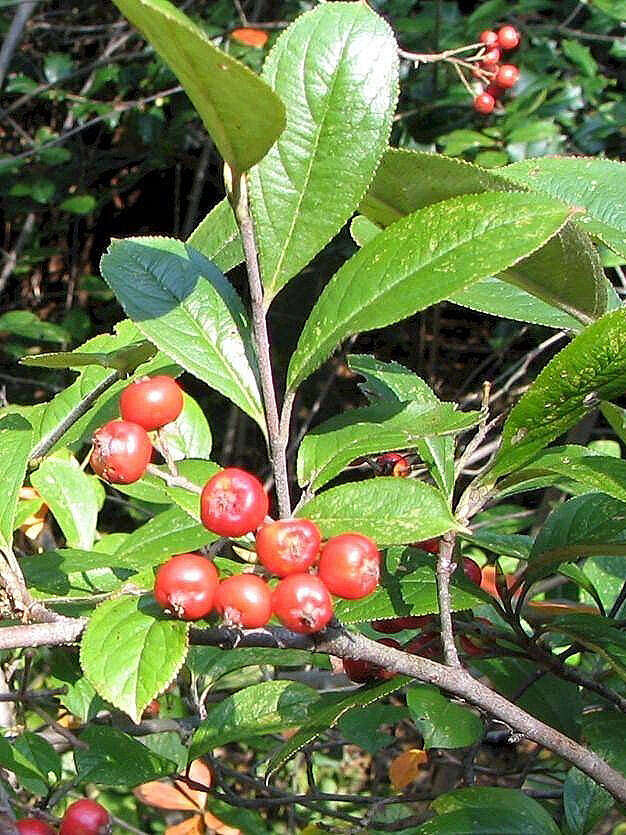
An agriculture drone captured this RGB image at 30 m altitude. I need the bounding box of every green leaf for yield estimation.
[499,445,626,504]
[562,39,599,76]
[298,478,457,545]
[590,0,626,20]
[189,680,320,760]
[499,222,607,326]
[80,595,189,722]
[186,646,314,687]
[247,2,398,300]
[335,548,487,623]
[152,393,212,461]
[407,684,483,749]
[112,505,217,572]
[20,548,134,598]
[100,237,265,431]
[544,613,626,681]
[49,651,110,721]
[526,494,626,585]
[347,354,454,499]
[473,658,582,740]
[0,310,70,344]
[351,217,582,331]
[75,725,177,787]
[563,766,613,835]
[583,711,626,774]
[287,192,572,390]
[359,148,510,227]
[339,703,408,753]
[60,194,96,215]
[602,401,626,445]
[449,277,582,330]
[489,309,626,478]
[0,414,32,551]
[431,788,560,835]
[0,733,61,796]
[496,156,626,259]
[43,52,73,83]
[266,677,409,776]
[31,452,102,550]
[112,0,285,172]
[297,401,480,491]
[187,198,243,273]
[21,340,157,372]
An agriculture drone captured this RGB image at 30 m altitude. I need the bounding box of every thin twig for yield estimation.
[437,531,461,666]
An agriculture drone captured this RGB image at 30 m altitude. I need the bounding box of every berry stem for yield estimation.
[146,462,201,494]
[226,167,292,518]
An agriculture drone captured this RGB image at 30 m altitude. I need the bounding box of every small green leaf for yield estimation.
[359,148,509,227]
[152,393,212,461]
[563,767,613,835]
[186,646,314,687]
[49,651,110,721]
[496,156,626,259]
[407,684,483,749]
[31,452,102,550]
[0,733,61,796]
[0,414,32,551]
[431,788,561,835]
[525,494,626,586]
[490,309,626,478]
[298,478,457,545]
[20,548,133,598]
[288,193,572,390]
[100,237,265,431]
[80,595,189,722]
[21,340,157,372]
[187,198,243,273]
[75,725,177,786]
[60,194,96,214]
[347,354,454,499]
[112,0,285,171]
[297,401,479,490]
[189,680,320,760]
[112,505,217,571]
[0,310,70,344]
[248,1,398,299]
[266,677,409,776]
[544,614,626,682]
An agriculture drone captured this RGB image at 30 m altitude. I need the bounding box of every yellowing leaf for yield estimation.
[230,28,268,47]
[165,815,205,835]
[389,748,428,791]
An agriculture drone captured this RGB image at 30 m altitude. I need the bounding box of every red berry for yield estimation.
[376,452,410,477]
[215,574,272,628]
[479,30,498,46]
[16,821,56,835]
[255,518,321,577]
[60,800,110,835]
[494,64,520,88]
[414,538,440,554]
[462,557,482,587]
[485,82,505,99]
[405,631,441,660]
[154,553,218,621]
[142,699,160,719]
[90,420,152,484]
[342,638,400,683]
[318,533,380,600]
[272,573,333,634]
[480,47,500,66]
[119,375,183,431]
[200,468,269,538]
[473,92,495,114]
[372,615,434,634]
[497,25,520,51]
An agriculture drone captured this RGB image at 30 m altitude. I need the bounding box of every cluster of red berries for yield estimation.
[342,548,485,683]
[16,799,110,835]
[473,25,521,115]
[90,375,183,483]
[154,493,382,634]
